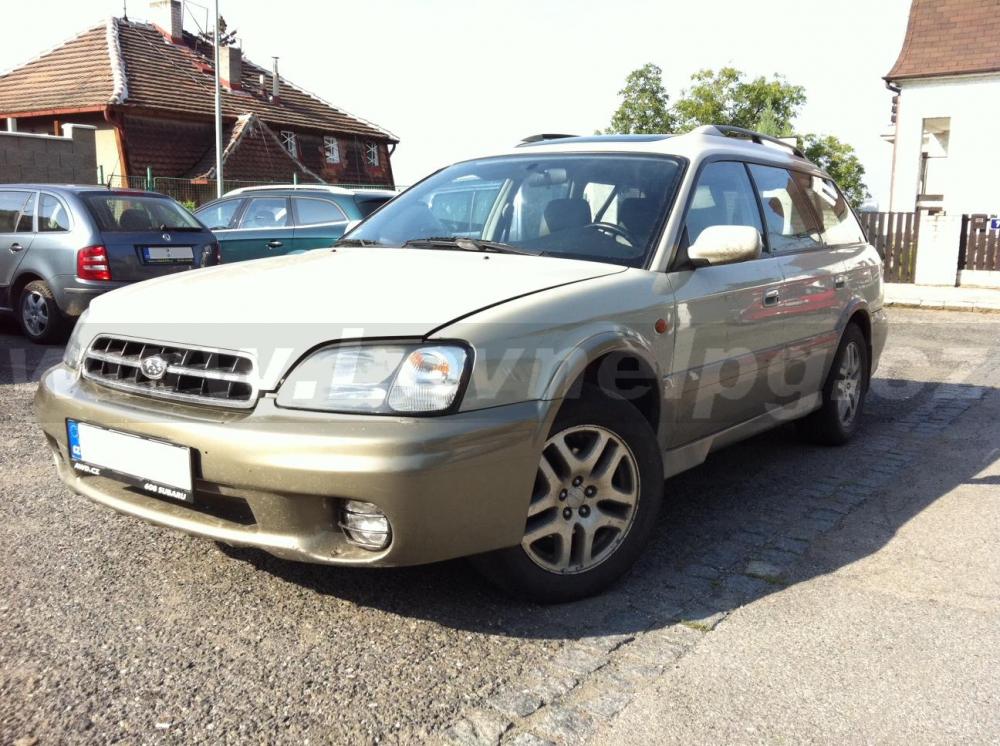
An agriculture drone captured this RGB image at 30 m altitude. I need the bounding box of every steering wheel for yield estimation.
[585,221,637,246]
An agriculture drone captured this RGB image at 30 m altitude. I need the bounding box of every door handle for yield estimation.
[834,274,846,288]
[266,240,283,249]
[763,289,780,307]
[9,242,24,253]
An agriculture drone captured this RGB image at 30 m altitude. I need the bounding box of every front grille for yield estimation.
[82,335,258,409]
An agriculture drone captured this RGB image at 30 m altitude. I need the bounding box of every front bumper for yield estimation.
[35,365,552,566]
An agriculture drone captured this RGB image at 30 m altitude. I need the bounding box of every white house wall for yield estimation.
[891,73,1000,215]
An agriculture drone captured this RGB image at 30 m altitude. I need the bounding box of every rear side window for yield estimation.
[748,165,824,254]
[0,191,31,233]
[239,197,289,229]
[354,195,392,218]
[39,194,71,232]
[15,193,35,232]
[684,161,763,246]
[196,199,243,230]
[794,173,865,246]
[293,197,347,226]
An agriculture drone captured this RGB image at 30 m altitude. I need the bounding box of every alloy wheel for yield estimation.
[834,340,863,426]
[522,425,640,575]
[22,291,49,337]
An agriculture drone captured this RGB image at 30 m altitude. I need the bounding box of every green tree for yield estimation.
[800,134,870,207]
[606,63,675,134]
[754,104,789,138]
[672,67,805,133]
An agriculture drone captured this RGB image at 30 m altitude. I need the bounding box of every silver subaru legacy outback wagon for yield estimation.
[36,126,887,602]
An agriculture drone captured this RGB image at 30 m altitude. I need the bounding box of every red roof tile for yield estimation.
[887,0,1000,80]
[0,18,395,142]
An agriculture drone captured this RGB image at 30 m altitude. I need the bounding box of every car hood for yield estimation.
[82,247,626,390]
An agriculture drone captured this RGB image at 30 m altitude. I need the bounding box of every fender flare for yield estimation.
[541,328,662,403]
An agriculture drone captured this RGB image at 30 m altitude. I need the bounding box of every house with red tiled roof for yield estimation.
[0,0,397,189]
[884,0,1000,214]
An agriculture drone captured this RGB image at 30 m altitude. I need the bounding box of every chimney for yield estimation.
[220,45,242,91]
[271,57,280,103]
[149,0,183,43]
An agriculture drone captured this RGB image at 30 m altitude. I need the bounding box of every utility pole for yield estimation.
[213,0,223,198]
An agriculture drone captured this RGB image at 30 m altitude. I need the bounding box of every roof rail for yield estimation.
[693,124,806,159]
[517,133,577,146]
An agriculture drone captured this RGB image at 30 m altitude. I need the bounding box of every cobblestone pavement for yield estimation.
[1,310,997,744]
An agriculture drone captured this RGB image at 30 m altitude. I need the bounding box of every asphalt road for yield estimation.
[1,309,998,744]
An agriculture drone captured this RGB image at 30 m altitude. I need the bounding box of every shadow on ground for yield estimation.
[217,375,993,641]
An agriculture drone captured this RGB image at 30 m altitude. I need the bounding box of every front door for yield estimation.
[668,161,785,446]
[0,190,36,309]
[223,196,295,261]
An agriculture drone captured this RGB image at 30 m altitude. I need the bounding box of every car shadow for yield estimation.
[218,375,995,641]
[0,322,64,385]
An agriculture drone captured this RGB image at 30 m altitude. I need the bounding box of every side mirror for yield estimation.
[688,225,762,267]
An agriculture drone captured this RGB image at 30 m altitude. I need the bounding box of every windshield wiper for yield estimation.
[334,237,383,247]
[401,237,540,256]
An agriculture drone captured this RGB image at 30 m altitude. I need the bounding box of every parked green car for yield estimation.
[194,185,396,262]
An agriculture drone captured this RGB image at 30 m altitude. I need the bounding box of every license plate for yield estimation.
[142,245,194,264]
[66,420,193,502]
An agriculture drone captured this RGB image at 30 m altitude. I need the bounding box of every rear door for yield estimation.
[290,196,349,251]
[668,161,785,445]
[0,190,35,308]
[222,196,294,261]
[748,165,844,400]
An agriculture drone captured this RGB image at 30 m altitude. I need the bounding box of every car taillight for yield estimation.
[77,245,112,281]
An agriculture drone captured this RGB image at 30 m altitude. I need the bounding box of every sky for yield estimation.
[1,0,912,206]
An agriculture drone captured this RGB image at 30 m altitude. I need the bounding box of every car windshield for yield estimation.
[344,154,684,267]
[84,194,203,232]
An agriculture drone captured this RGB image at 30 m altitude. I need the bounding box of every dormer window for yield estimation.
[365,142,380,167]
[280,130,298,158]
[324,136,341,164]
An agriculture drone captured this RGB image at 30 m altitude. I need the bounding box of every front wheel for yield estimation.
[473,385,663,603]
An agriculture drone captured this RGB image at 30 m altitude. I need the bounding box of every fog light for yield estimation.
[339,500,391,550]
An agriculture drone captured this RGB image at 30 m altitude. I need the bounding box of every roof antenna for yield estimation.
[122,0,128,20]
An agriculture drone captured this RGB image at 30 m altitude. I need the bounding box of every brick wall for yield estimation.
[0,124,97,184]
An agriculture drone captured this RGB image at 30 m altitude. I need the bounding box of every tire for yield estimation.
[798,323,869,446]
[473,384,664,603]
[17,280,70,345]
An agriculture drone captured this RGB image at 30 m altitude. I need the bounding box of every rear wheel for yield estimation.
[17,280,70,344]
[798,323,869,445]
[474,385,663,603]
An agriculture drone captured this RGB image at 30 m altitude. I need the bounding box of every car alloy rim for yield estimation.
[835,341,863,426]
[22,291,49,337]
[522,424,640,575]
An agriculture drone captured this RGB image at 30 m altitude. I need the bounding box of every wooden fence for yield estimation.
[858,211,920,284]
[959,214,1000,271]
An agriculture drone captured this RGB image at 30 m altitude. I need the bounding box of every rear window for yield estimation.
[84,194,202,232]
[353,194,393,218]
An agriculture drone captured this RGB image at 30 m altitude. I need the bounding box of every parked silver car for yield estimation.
[36,126,887,601]
[0,185,218,343]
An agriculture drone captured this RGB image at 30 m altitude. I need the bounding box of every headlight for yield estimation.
[63,310,90,370]
[276,343,469,414]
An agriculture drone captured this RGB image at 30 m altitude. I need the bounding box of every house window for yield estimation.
[323,136,341,164]
[280,131,298,158]
[919,117,949,205]
[365,142,380,167]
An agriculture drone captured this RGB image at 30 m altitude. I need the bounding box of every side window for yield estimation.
[748,165,823,254]
[794,173,865,246]
[239,198,289,229]
[0,191,31,233]
[39,194,71,232]
[15,193,36,232]
[684,162,763,246]
[196,199,242,230]
[293,197,347,226]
